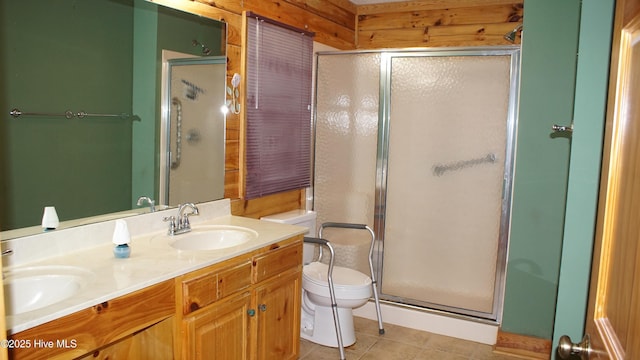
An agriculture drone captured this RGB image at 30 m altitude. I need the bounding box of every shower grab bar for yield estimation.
[9,108,141,121]
[170,97,183,169]
[433,153,497,176]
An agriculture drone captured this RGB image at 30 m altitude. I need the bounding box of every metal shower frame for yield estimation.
[311,46,521,324]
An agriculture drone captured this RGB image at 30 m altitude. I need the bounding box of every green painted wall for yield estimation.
[501,0,581,338]
[0,0,134,228]
[551,0,614,356]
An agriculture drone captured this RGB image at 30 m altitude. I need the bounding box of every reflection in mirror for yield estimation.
[0,0,226,238]
[160,56,226,206]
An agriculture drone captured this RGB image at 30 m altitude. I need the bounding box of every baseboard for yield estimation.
[494,330,552,359]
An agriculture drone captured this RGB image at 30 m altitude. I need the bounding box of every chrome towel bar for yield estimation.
[9,108,141,121]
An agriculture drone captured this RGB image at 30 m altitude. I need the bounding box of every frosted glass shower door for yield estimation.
[379,51,519,318]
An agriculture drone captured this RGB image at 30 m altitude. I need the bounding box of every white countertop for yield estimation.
[4,214,306,335]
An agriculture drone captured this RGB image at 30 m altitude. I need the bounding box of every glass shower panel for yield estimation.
[313,53,380,275]
[380,53,514,316]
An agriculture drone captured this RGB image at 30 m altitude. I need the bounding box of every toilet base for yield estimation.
[301,303,356,348]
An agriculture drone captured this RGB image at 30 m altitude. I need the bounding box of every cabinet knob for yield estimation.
[259,304,267,312]
[247,309,256,317]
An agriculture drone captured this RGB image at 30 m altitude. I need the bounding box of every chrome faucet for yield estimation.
[163,203,199,236]
[136,196,156,212]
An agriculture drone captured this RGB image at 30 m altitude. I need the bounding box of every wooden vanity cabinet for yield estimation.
[8,280,175,360]
[7,235,302,360]
[177,235,303,360]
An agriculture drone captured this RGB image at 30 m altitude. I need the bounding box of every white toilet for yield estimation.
[261,210,373,347]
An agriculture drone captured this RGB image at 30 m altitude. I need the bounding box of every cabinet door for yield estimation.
[254,270,301,360]
[76,317,174,360]
[184,292,251,360]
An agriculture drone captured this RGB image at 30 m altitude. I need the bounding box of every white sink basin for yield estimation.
[166,225,258,251]
[3,266,94,315]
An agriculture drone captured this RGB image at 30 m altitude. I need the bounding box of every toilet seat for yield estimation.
[303,262,372,300]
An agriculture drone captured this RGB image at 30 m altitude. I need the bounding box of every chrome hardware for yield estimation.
[165,203,199,236]
[258,304,267,312]
[504,23,523,43]
[171,97,183,169]
[136,196,156,212]
[177,203,199,232]
[558,334,591,360]
[552,124,573,133]
[163,216,178,235]
[247,309,256,317]
[9,108,140,121]
[2,249,14,256]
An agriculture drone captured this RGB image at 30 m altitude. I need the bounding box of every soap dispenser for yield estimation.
[112,219,131,258]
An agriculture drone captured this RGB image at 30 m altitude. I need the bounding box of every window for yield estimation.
[244,13,314,199]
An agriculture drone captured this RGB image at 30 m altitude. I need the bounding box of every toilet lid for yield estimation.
[303,261,371,288]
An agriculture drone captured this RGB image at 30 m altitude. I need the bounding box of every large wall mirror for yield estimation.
[0,0,226,237]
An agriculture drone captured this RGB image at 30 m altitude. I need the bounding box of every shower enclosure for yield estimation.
[313,47,520,321]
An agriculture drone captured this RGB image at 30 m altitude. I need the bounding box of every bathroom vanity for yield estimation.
[1,199,304,359]
[178,237,301,359]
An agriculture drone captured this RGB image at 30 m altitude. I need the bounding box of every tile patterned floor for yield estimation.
[299,317,524,360]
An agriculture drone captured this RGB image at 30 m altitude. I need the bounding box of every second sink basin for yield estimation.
[3,265,95,316]
[167,225,258,251]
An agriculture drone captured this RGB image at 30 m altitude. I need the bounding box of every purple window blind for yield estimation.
[245,15,314,200]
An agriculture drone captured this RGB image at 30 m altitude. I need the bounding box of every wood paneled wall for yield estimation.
[357,0,523,48]
[149,0,522,219]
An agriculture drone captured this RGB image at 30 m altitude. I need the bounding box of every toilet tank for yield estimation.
[260,210,317,236]
[261,210,317,264]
